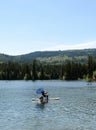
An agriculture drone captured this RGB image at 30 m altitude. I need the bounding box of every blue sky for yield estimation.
[0,0,96,55]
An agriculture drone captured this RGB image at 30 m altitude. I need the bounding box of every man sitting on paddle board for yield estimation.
[39,90,48,103]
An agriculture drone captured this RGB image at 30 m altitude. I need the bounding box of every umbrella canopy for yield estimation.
[36,88,44,94]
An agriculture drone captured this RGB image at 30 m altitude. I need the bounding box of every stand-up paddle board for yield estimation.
[32,97,60,101]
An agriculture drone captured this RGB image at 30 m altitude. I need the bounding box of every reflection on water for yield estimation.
[0,80,96,130]
[35,102,47,110]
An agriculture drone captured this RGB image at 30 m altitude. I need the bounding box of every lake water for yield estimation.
[0,80,96,130]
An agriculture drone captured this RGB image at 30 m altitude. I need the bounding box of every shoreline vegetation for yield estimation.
[0,55,96,81]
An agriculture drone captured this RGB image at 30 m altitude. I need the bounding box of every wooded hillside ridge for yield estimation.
[0,49,96,64]
[0,53,96,80]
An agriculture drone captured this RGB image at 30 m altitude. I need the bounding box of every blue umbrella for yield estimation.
[36,88,44,94]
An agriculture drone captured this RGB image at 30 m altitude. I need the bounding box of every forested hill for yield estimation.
[0,49,96,64]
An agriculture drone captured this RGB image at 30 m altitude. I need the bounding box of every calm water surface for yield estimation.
[0,80,96,130]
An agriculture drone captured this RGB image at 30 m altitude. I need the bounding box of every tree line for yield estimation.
[0,55,96,81]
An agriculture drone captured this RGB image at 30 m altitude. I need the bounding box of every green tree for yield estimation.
[32,59,38,80]
[87,55,94,79]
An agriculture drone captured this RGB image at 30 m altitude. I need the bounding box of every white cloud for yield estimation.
[42,41,96,51]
